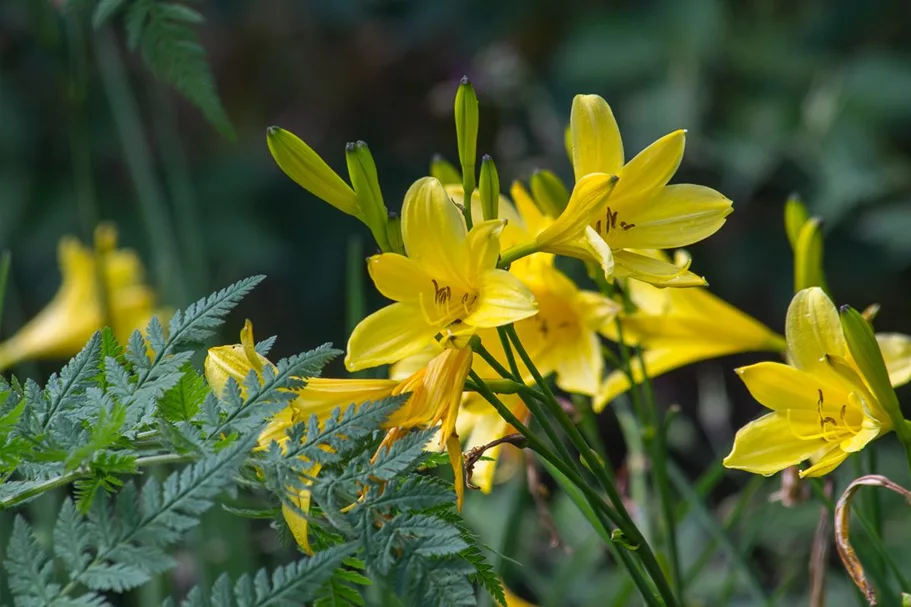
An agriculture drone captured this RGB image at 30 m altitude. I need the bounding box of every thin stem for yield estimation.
[637,347,682,600]
[502,325,678,607]
[497,242,539,269]
[95,28,185,304]
[470,373,663,606]
[0,453,191,509]
[496,326,522,379]
[471,338,514,381]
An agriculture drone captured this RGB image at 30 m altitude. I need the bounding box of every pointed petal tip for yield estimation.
[460,75,470,85]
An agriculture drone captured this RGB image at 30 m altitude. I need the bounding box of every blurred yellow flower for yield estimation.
[0,225,159,372]
[205,320,321,554]
[724,288,900,477]
[594,251,786,411]
[346,176,537,371]
[554,94,732,286]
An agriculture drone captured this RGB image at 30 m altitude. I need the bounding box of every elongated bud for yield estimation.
[346,141,390,251]
[531,169,570,217]
[266,127,360,217]
[784,194,809,250]
[479,155,499,221]
[794,217,827,293]
[430,154,462,185]
[385,212,405,255]
[454,77,479,195]
[839,305,908,439]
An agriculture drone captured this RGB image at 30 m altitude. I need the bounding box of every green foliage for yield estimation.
[259,400,501,606]
[0,277,492,606]
[91,0,234,137]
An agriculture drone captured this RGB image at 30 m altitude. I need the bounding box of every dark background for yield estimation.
[3,1,911,604]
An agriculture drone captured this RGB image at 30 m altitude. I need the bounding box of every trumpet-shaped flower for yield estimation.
[547,94,732,286]
[0,225,160,372]
[346,177,537,371]
[724,288,901,477]
[594,251,786,411]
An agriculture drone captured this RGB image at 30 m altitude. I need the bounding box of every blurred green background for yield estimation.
[3,0,911,604]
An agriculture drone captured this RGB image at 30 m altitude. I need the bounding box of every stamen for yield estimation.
[787,409,826,441]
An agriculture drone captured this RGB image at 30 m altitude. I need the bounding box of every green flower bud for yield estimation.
[346,141,390,251]
[531,169,570,217]
[479,155,499,221]
[454,77,479,196]
[784,194,809,250]
[266,127,360,217]
[840,306,907,439]
[430,154,462,186]
[793,217,827,294]
[385,212,405,255]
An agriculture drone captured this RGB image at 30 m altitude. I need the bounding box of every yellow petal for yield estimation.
[839,413,882,454]
[603,184,732,250]
[258,407,296,449]
[292,377,398,419]
[510,180,550,235]
[504,584,539,607]
[571,94,624,180]
[544,226,614,278]
[785,287,846,376]
[444,184,530,250]
[612,249,707,287]
[367,254,431,303]
[402,177,471,289]
[610,130,686,210]
[446,434,465,512]
[554,330,602,396]
[345,303,439,371]
[467,219,507,278]
[735,362,846,412]
[876,333,911,388]
[537,173,618,248]
[205,343,274,398]
[266,127,360,217]
[575,290,621,334]
[799,446,849,478]
[282,478,318,554]
[464,269,538,328]
[723,413,827,476]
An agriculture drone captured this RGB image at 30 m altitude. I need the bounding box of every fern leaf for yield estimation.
[158,366,209,422]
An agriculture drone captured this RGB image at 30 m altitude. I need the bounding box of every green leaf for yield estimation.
[93,0,129,28]
[158,366,209,422]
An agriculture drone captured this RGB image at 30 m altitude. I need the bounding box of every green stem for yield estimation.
[462,181,475,231]
[148,81,208,297]
[502,325,678,607]
[0,453,190,509]
[469,373,663,606]
[94,28,185,305]
[497,242,539,269]
[614,399,651,541]
[496,326,522,379]
[637,347,682,600]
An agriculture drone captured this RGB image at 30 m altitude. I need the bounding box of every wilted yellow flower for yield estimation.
[0,225,159,372]
[723,288,908,477]
[346,176,537,371]
[549,94,732,286]
[594,251,786,411]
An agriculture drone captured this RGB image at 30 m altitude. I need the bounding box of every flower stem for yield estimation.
[501,324,679,607]
[0,453,191,509]
[498,242,539,269]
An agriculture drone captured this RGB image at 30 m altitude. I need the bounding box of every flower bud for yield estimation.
[430,154,462,185]
[839,305,905,435]
[784,194,809,250]
[385,212,405,255]
[479,155,499,221]
[454,77,479,195]
[266,127,360,217]
[346,141,390,251]
[793,217,827,293]
[530,169,570,217]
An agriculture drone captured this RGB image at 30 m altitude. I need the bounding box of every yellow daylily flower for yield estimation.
[723,288,893,478]
[877,333,911,388]
[0,225,160,372]
[346,176,537,371]
[503,584,538,607]
[594,251,786,411]
[551,94,732,287]
[509,255,620,396]
[205,320,322,554]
